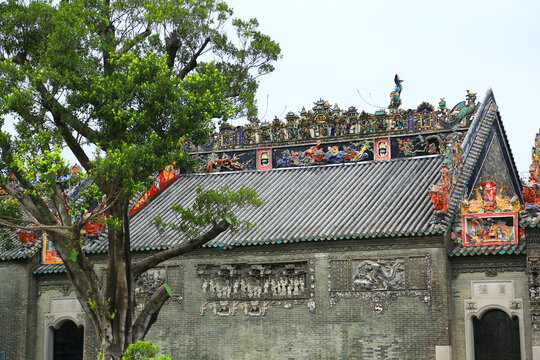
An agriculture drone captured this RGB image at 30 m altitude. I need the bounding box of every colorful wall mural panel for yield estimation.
[42,233,62,265]
[462,212,518,246]
[274,140,373,168]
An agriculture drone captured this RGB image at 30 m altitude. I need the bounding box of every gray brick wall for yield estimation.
[1,237,472,359]
[0,259,36,360]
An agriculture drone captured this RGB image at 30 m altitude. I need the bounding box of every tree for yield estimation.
[0,0,279,358]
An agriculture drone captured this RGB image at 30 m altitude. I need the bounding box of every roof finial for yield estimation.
[389,74,403,110]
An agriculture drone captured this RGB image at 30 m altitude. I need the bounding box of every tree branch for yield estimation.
[118,28,151,56]
[51,112,94,171]
[37,85,103,153]
[131,286,169,342]
[165,32,181,71]
[177,36,211,80]
[0,217,73,232]
[132,219,229,279]
[0,158,57,228]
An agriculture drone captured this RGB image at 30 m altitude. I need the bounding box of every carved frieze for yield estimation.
[451,257,526,279]
[197,261,315,316]
[38,280,72,297]
[528,256,540,331]
[352,259,405,291]
[528,257,540,301]
[328,254,431,314]
[44,312,85,328]
[135,265,183,312]
[135,269,165,312]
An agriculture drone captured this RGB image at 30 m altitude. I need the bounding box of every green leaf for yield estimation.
[225,217,232,224]
[70,248,77,262]
[163,283,172,296]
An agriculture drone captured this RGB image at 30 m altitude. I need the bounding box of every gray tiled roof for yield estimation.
[115,155,444,251]
[448,241,526,257]
[0,237,41,260]
[32,155,444,273]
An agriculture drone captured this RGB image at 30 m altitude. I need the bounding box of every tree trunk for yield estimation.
[101,199,133,359]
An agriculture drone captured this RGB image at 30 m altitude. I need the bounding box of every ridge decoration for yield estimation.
[185,76,479,152]
[523,131,540,218]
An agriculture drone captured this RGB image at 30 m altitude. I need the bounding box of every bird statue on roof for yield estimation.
[389,74,404,110]
[394,74,403,92]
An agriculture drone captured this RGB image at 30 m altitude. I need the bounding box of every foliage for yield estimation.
[0,0,279,357]
[122,341,171,360]
[152,185,263,237]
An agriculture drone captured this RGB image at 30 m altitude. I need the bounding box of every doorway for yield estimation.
[53,320,84,360]
[473,309,520,360]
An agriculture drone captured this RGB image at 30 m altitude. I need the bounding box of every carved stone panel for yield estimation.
[329,254,431,314]
[38,281,72,297]
[197,261,315,316]
[135,265,183,312]
[407,256,429,289]
[329,260,350,291]
[352,259,405,291]
[528,256,540,331]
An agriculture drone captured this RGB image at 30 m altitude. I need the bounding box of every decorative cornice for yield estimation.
[451,255,526,279]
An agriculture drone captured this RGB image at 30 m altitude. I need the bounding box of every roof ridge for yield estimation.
[176,154,443,178]
[440,91,499,230]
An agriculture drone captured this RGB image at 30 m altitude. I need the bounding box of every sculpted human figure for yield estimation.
[480,177,497,211]
[202,279,209,293]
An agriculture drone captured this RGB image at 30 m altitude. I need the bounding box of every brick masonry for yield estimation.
[1,236,533,359]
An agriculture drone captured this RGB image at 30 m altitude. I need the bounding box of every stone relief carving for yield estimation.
[533,315,540,332]
[528,256,540,331]
[466,301,477,310]
[352,259,404,291]
[38,281,72,297]
[328,254,431,314]
[510,300,522,310]
[44,314,56,326]
[197,260,315,316]
[135,265,183,312]
[135,270,165,312]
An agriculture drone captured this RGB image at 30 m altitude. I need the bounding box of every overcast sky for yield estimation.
[227,0,540,175]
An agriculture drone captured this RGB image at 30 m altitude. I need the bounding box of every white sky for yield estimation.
[226,0,540,175]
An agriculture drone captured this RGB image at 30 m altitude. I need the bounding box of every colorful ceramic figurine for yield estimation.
[480,177,497,212]
[389,74,403,110]
[429,166,449,214]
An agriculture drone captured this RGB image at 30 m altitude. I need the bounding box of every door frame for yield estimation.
[464,280,525,360]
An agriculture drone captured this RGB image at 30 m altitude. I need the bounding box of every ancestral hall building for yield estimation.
[1,78,540,359]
